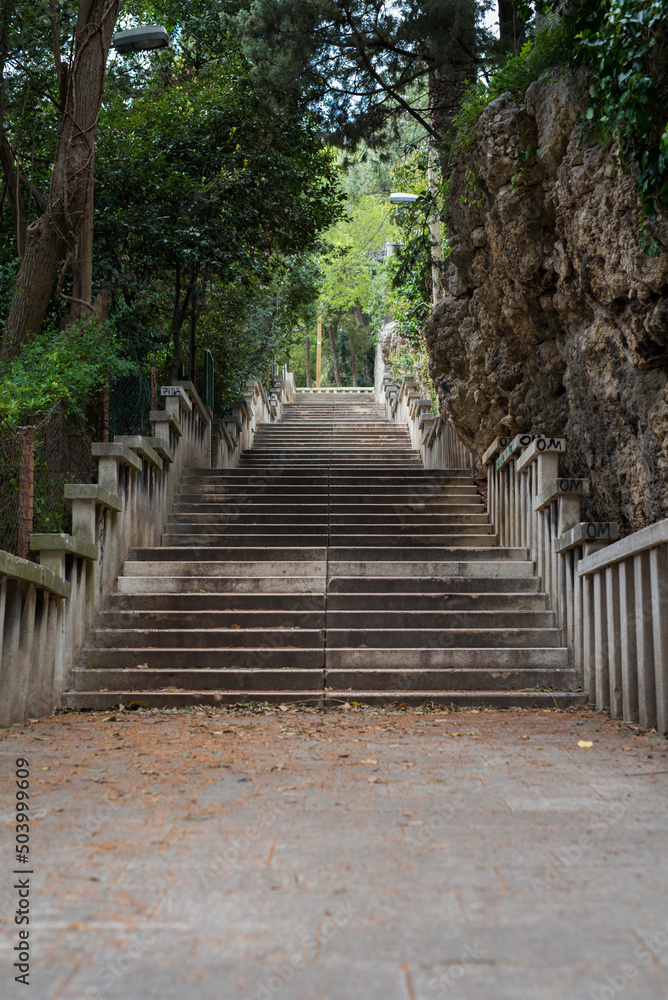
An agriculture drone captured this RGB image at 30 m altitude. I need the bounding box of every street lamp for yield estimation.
[389,193,419,205]
[388,188,444,306]
[111,25,170,53]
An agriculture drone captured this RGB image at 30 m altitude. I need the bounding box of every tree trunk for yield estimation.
[304,329,311,387]
[347,329,358,387]
[2,0,120,357]
[428,145,444,306]
[498,0,521,56]
[328,324,343,386]
[168,264,197,383]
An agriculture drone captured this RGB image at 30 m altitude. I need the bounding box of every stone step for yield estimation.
[325,647,569,668]
[117,576,327,595]
[327,560,534,578]
[168,512,490,525]
[123,559,327,575]
[99,610,326,629]
[326,546,525,562]
[83,648,325,668]
[326,575,541,593]
[97,608,553,630]
[108,593,325,611]
[87,628,326,649]
[327,591,547,610]
[127,547,328,562]
[325,628,563,648]
[162,533,330,547]
[325,668,577,691]
[172,503,484,515]
[71,668,324,692]
[325,610,554,628]
[164,514,493,545]
[64,691,326,708]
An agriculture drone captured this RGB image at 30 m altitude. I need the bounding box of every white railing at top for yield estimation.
[296,386,374,394]
[0,373,296,727]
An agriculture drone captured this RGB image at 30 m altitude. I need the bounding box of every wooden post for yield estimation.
[316,314,322,388]
[150,363,158,410]
[97,281,110,442]
[18,425,35,560]
[304,329,311,387]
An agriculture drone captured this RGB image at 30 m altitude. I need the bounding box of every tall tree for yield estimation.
[1,0,121,356]
[238,0,484,161]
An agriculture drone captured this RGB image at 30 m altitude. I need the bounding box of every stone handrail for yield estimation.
[211,376,294,467]
[484,433,667,733]
[0,374,294,727]
[375,347,475,471]
[577,518,668,733]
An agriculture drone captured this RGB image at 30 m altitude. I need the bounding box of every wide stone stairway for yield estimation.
[66,394,584,708]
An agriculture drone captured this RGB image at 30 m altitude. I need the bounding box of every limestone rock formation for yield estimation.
[426,68,668,532]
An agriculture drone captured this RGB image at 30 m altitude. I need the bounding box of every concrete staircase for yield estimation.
[66,394,584,708]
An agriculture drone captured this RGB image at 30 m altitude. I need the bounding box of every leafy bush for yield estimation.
[573,0,668,250]
[0,321,134,428]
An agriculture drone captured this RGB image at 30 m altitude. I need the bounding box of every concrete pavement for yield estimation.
[1,704,667,1000]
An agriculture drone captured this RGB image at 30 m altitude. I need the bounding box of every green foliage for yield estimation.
[237,0,483,149]
[0,322,133,427]
[573,0,668,240]
[386,347,436,407]
[449,18,570,153]
[450,0,668,251]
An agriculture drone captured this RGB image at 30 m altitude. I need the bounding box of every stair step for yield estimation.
[325,668,577,691]
[326,628,563,648]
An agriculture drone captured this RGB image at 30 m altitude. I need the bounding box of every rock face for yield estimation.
[426,68,668,532]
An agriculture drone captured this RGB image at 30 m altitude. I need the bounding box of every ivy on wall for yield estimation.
[450,0,668,252]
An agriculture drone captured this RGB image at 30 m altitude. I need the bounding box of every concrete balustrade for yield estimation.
[211,376,295,468]
[577,519,668,732]
[0,374,297,725]
[375,348,475,471]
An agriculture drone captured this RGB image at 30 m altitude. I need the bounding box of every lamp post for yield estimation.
[389,174,444,306]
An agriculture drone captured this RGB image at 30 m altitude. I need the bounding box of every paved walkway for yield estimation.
[1,705,667,1000]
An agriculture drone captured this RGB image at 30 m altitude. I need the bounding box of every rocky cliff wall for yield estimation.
[426,68,668,533]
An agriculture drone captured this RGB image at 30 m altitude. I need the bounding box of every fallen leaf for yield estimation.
[360,759,377,765]
[229,624,240,629]
[367,776,378,784]
[578,740,594,748]
[136,663,149,670]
